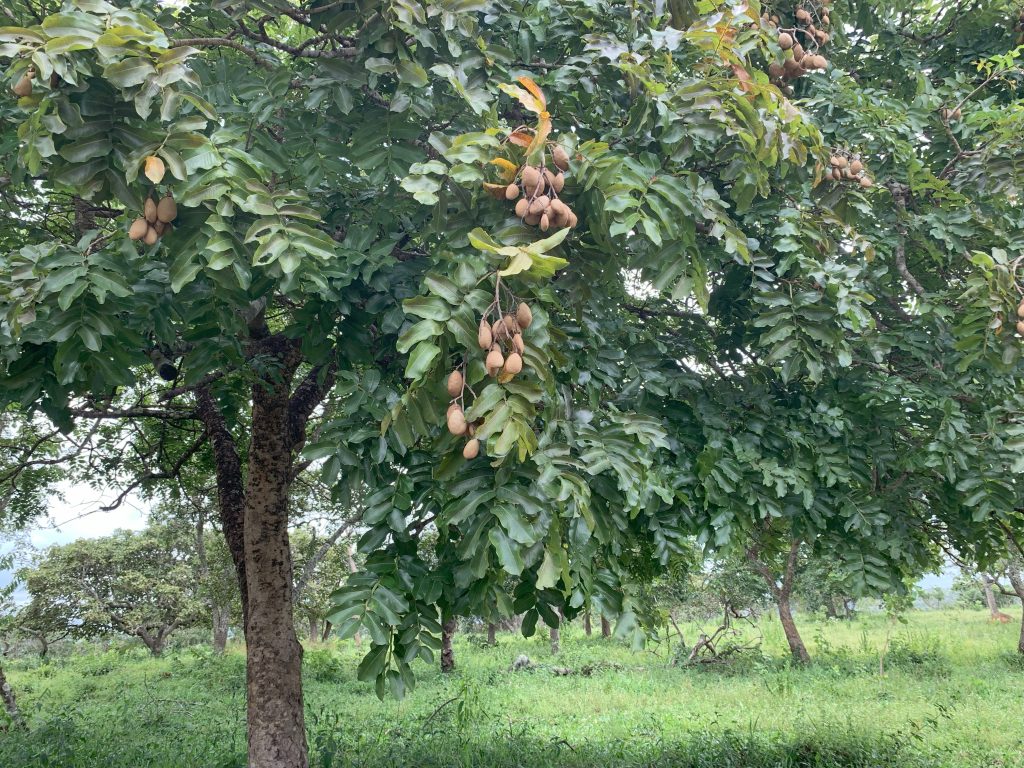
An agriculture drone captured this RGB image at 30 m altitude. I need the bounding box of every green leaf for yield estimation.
[404,342,440,380]
[103,57,156,88]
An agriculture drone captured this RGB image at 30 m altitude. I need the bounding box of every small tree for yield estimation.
[20,527,203,655]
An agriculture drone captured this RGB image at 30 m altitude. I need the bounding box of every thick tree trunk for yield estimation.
[0,662,23,730]
[777,597,811,664]
[137,629,167,657]
[308,618,320,643]
[487,623,496,646]
[549,624,560,654]
[244,373,308,768]
[583,611,592,636]
[1007,566,1024,656]
[212,604,230,653]
[321,621,332,642]
[601,615,611,638]
[441,617,456,672]
[346,543,361,648]
[982,575,1001,619]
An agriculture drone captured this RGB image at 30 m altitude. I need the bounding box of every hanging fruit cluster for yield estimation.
[492,144,578,232]
[827,151,873,188]
[763,1,833,90]
[445,274,534,460]
[11,67,34,97]
[129,191,177,245]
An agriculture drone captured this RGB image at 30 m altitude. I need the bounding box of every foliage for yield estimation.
[17,526,204,654]
[0,0,1021,703]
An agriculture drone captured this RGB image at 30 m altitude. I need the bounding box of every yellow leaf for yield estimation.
[517,76,546,109]
[144,155,166,184]
[489,158,519,182]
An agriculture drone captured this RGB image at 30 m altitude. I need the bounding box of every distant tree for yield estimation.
[19,527,203,655]
[794,559,857,619]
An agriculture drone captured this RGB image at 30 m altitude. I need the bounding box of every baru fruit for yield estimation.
[551,172,565,193]
[447,407,468,436]
[850,159,863,174]
[156,195,177,223]
[795,8,811,22]
[144,197,158,223]
[1017,301,1024,318]
[529,195,551,215]
[512,334,525,354]
[503,352,523,375]
[128,217,149,241]
[447,369,463,397]
[859,176,873,188]
[768,62,785,80]
[143,225,159,245]
[1016,321,1024,336]
[515,198,530,218]
[486,346,504,376]
[12,71,33,97]
[812,55,828,69]
[478,318,493,350]
[516,302,533,329]
[505,184,519,200]
[540,213,550,231]
[551,145,570,171]
[463,438,480,459]
[778,32,793,49]
[521,166,541,194]
[830,155,848,168]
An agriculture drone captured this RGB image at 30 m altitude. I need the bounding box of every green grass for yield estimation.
[3,609,1023,767]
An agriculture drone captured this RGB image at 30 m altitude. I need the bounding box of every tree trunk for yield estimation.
[346,543,361,648]
[0,662,23,730]
[583,611,592,636]
[549,624,560,654]
[982,575,1001,619]
[777,596,811,665]
[137,629,166,657]
[1007,565,1024,656]
[243,372,308,768]
[308,618,320,643]
[441,617,456,672]
[321,621,332,642]
[212,604,230,653]
[601,615,611,638]
[36,634,48,659]
[487,623,496,646]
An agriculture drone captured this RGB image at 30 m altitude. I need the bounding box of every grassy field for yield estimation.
[2,609,1023,767]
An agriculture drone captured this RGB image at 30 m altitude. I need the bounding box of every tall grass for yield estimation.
[2,609,1023,767]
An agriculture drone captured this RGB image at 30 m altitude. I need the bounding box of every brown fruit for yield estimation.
[447,408,468,436]
[512,334,525,354]
[524,212,542,226]
[951,108,962,120]
[567,211,578,227]
[143,225,159,245]
[13,73,32,97]
[768,62,785,80]
[812,55,828,69]
[515,198,530,218]
[859,176,873,188]
[463,438,480,459]
[783,58,803,78]
[1016,321,1024,336]
[486,346,504,376]
[521,165,541,193]
[154,221,166,235]
[516,302,533,329]
[822,14,830,25]
[817,31,830,44]
[503,352,523,375]
[128,217,149,241]
[792,44,805,61]
[529,195,551,215]
[796,9,811,22]
[850,159,864,174]
[467,422,476,437]
[551,172,565,193]
[778,32,794,49]
[503,314,520,334]
[540,213,550,231]
[492,319,507,341]
[478,318,493,350]
[830,155,847,168]
[447,402,461,417]
[831,168,842,181]
[770,14,780,24]
[156,195,177,223]
[551,145,570,171]
[1016,302,1024,318]
[447,369,464,397]
[505,183,520,200]
[550,198,568,218]
[143,197,157,223]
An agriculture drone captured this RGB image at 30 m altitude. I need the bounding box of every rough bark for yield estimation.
[0,662,23,730]
[1007,565,1024,656]
[308,618,320,643]
[441,617,456,672]
[776,597,811,665]
[212,604,230,653]
[346,543,361,648]
[601,615,611,638]
[982,575,1001,619]
[243,360,309,768]
[583,611,592,636]
[549,624,560,654]
[487,623,496,646]
[321,622,332,642]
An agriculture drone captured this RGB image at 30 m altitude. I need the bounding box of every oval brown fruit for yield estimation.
[1017,321,1024,336]
[505,183,520,200]
[551,172,565,193]
[540,213,550,232]
[516,302,533,329]
[503,352,523,375]
[512,334,525,354]
[143,226,159,245]
[830,155,848,168]
[768,62,785,80]
[778,32,793,49]
[13,74,32,97]
[486,346,504,376]
[515,198,530,218]
[529,195,551,215]
[157,195,177,223]
[850,159,864,174]
[1016,302,1024,319]
[447,408,468,436]
[792,44,805,61]
[128,217,149,241]
[478,317,493,350]
[447,369,464,397]
[859,176,873,188]
[463,438,480,460]
[521,165,541,192]
[524,212,542,226]
[144,197,158,223]
[551,145,570,171]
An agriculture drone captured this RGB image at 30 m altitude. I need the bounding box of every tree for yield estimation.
[3,2,1024,766]
[19,526,203,655]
